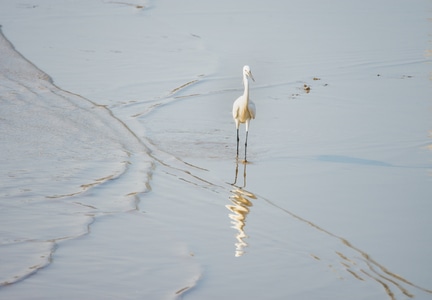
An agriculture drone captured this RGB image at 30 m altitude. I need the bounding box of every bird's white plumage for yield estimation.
[232,65,255,126]
[232,65,255,160]
[232,96,255,123]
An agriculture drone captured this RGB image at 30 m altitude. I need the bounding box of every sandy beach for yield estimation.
[1,0,431,299]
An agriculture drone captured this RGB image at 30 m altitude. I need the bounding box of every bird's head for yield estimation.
[243,65,255,82]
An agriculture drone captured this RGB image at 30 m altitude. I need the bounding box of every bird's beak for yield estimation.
[248,71,255,82]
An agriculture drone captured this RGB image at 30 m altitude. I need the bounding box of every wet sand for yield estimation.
[0,0,431,299]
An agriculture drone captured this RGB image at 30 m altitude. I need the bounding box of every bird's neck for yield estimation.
[243,76,249,102]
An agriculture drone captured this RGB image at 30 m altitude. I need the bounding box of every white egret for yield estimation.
[232,65,255,162]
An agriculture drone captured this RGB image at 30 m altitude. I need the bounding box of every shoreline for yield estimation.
[0,0,431,298]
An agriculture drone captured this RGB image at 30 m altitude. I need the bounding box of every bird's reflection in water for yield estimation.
[226,161,257,257]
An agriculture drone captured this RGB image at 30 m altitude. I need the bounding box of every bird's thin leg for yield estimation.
[243,161,247,187]
[236,128,240,158]
[244,130,248,162]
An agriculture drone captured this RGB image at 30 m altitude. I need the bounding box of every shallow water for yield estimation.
[1,0,431,299]
[0,28,152,287]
